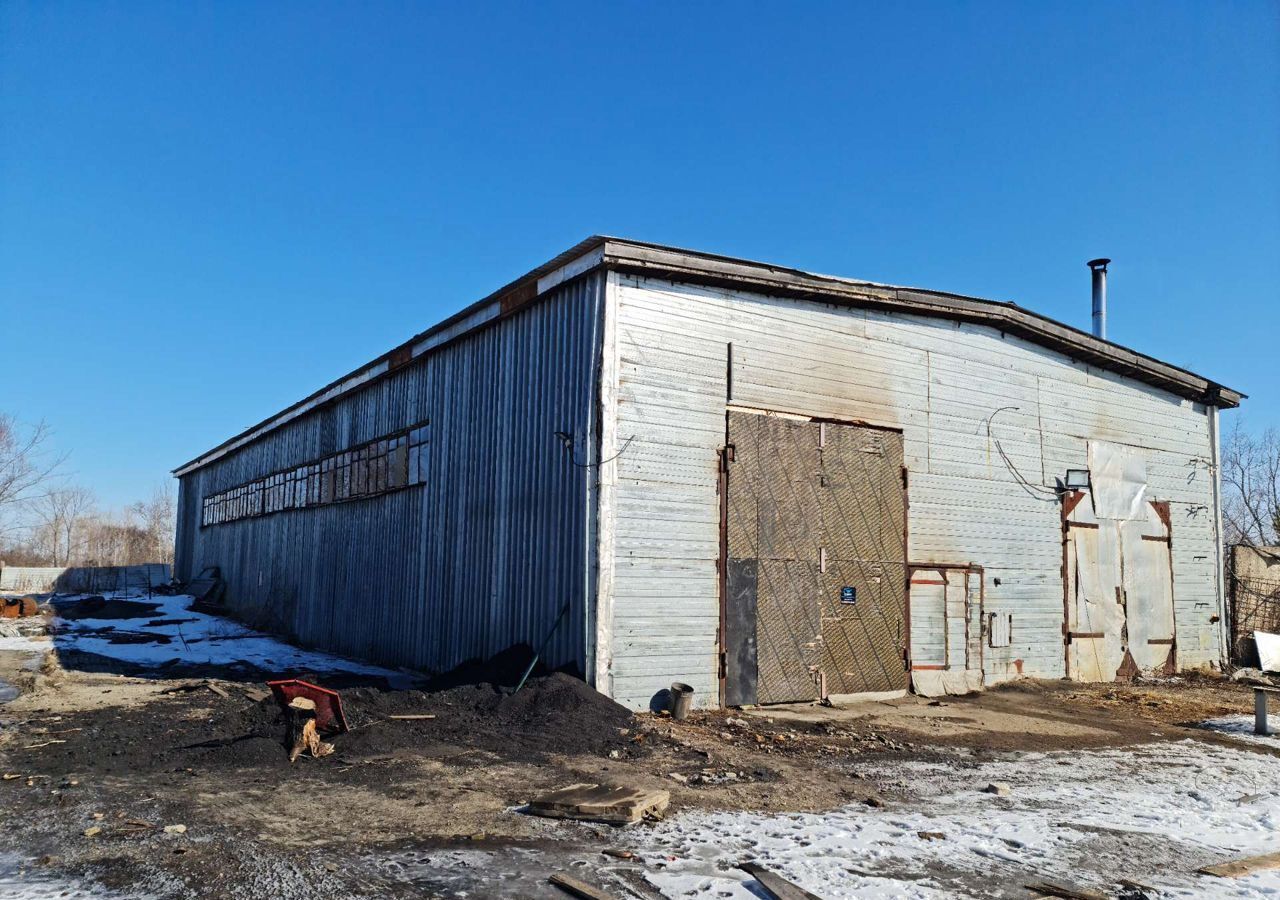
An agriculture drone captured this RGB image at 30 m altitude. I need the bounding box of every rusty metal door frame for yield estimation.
[1060,490,1085,676]
[718,404,910,707]
[717,430,730,706]
[906,563,985,675]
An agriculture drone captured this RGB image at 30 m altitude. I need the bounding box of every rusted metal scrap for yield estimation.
[1,596,39,618]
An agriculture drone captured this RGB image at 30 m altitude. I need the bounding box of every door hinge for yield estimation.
[718,651,727,679]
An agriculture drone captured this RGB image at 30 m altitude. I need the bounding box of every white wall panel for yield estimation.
[600,274,1225,709]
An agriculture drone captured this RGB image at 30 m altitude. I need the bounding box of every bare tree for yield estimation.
[1222,422,1280,548]
[33,485,97,565]
[0,414,63,537]
[129,482,176,566]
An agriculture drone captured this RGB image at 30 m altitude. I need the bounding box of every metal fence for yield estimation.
[1229,545,1280,666]
[0,564,172,595]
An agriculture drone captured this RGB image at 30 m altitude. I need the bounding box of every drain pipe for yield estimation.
[1088,258,1110,340]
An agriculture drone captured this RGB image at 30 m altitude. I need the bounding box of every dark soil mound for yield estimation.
[421,643,546,691]
[333,673,634,759]
[13,673,638,780]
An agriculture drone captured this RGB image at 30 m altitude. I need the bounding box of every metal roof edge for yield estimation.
[172,236,612,476]
[598,238,1244,409]
[174,235,1242,477]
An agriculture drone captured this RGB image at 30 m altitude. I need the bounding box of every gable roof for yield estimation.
[175,236,1243,476]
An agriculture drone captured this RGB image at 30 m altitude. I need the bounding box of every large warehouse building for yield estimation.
[174,237,1242,710]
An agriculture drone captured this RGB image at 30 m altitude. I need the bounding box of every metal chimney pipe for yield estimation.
[1087,258,1110,340]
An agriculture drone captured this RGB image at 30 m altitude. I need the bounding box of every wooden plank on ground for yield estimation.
[738,862,824,900]
[1198,850,1280,878]
[387,714,436,720]
[527,783,670,825]
[1024,880,1108,900]
[548,873,617,900]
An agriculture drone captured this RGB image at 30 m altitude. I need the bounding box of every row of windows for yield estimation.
[201,423,429,527]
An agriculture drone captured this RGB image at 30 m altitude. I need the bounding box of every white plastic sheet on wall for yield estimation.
[1088,441,1149,520]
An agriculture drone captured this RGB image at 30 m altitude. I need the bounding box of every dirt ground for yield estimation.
[0,611,1275,899]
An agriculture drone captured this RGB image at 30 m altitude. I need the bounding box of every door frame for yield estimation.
[1060,490,1178,680]
[717,404,910,707]
[906,563,985,678]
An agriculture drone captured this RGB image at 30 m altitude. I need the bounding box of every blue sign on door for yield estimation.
[840,585,857,605]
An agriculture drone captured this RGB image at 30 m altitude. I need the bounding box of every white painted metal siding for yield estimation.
[600,274,1223,710]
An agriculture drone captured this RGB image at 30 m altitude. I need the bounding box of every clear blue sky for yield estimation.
[2,2,1277,509]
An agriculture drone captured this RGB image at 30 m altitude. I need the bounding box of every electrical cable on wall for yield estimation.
[982,406,1060,501]
[554,431,634,468]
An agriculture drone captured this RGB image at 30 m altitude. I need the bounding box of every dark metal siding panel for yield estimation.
[174,478,198,582]
[724,558,758,706]
[174,273,603,675]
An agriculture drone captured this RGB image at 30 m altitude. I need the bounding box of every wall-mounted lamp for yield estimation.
[1065,469,1091,490]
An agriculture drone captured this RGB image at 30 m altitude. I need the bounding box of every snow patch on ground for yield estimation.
[0,853,153,900]
[0,617,49,655]
[3,592,412,685]
[0,635,48,653]
[635,741,1280,899]
[1204,715,1280,747]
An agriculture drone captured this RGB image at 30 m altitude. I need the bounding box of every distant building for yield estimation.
[1228,544,1280,666]
[174,237,1242,709]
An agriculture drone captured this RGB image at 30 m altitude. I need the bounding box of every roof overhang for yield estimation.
[598,238,1244,409]
[174,236,1243,477]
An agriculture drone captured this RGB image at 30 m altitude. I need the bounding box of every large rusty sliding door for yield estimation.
[724,411,908,705]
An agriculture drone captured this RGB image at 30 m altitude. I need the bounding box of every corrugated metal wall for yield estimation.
[174,273,603,675]
[602,273,1224,709]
